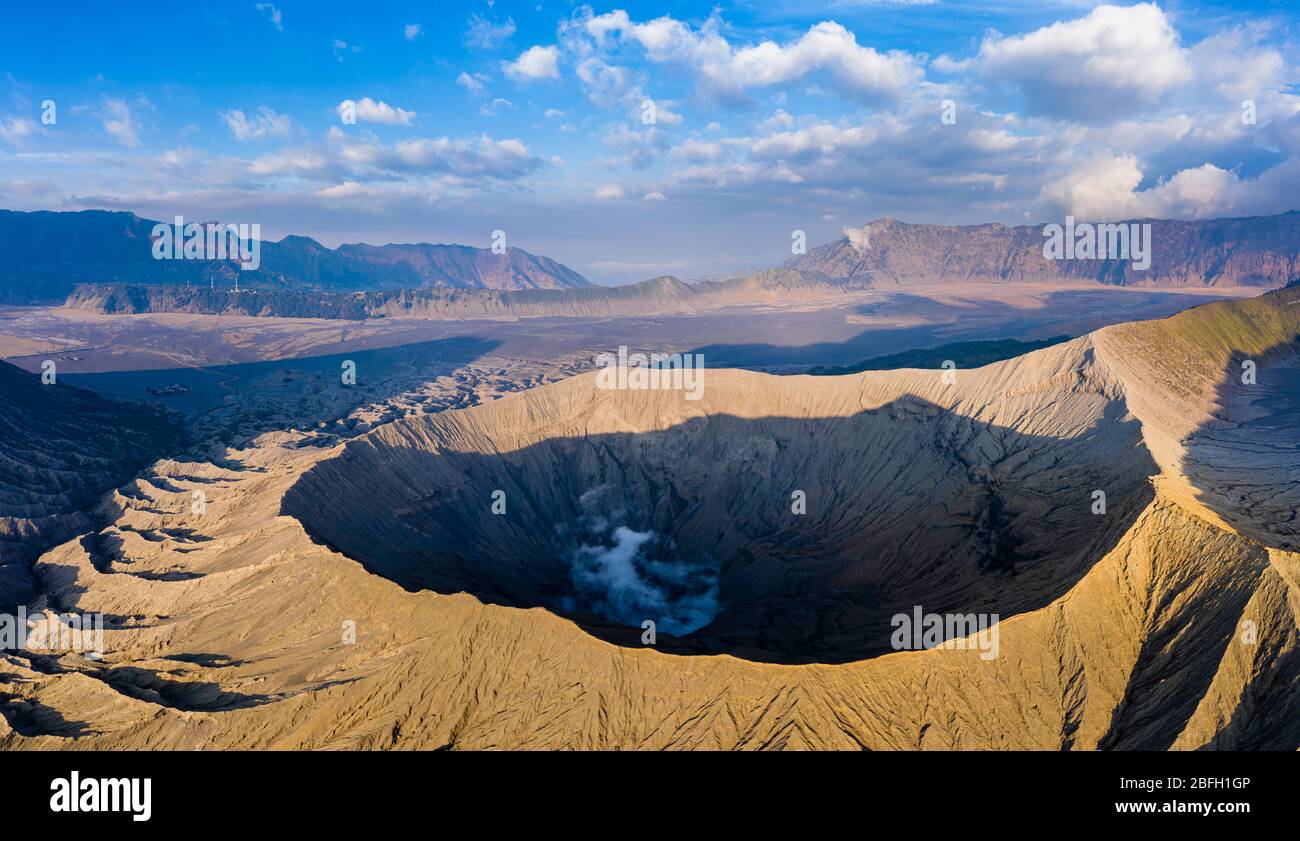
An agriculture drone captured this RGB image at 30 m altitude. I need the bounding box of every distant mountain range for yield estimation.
[0,209,590,303]
[791,213,1300,288]
[10,208,1300,317]
[65,269,863,320]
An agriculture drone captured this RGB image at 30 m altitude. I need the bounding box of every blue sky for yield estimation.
[1,1,1297,283]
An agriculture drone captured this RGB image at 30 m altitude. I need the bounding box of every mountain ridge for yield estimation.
[0,360,183,608]
[22,208,1300,320]
[0,209,591,302]
[790,211,1300,288]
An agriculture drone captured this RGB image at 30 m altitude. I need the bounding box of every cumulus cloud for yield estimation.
[404,23,421,41]
[643,191,666,202]
[595,182,625,199]
[723,21,922,101]
[977,3,1193,124]
[337,97,416,126]
[505,45,560,81]
[1037,151,1300,221]
[220,106,292,141]
[570,10,923,104]
[1190,27,1287,102]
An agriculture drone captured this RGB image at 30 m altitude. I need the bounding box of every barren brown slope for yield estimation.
[0,361,182,609]
[2,290,1297,749]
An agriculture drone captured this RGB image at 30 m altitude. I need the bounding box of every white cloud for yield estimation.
[220,106,292,141]
[749,122,875,159]
[977,3,1193,124]
[574,58,636,107]
[404,24,422,41]
[1041,153,1257,220]
[248,148,330,177]
[1147,163,1246,216]
[456,72,488,97]
[1190,27,1287,102]
[332,39,363,62]
[479,97,514,117]
[603,124,668,168]
[761,109,796,130]
[670,161,761,187]
[505,45,560,81]
[724,22,922,101]
[0,116,36,146]
[18,0,1300,244]
[670,139,730,163]
[931,54,970,74]
[255,2,282,31]
[648,100,683,125]
[656,103,1051,212]
[338,97,416,126]
[466,14,516,50]
[573,11,922,104]
[237,129,549,187]
[315,180,369,199]
[364,132,543,178]
[101,99,140,147]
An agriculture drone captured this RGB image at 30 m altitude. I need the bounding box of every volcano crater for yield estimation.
[284,366,1156,663]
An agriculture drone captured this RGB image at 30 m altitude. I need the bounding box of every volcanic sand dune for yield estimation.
[2,288,1299,749]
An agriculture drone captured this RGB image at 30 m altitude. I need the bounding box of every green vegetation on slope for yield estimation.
[805,335,1073,375]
